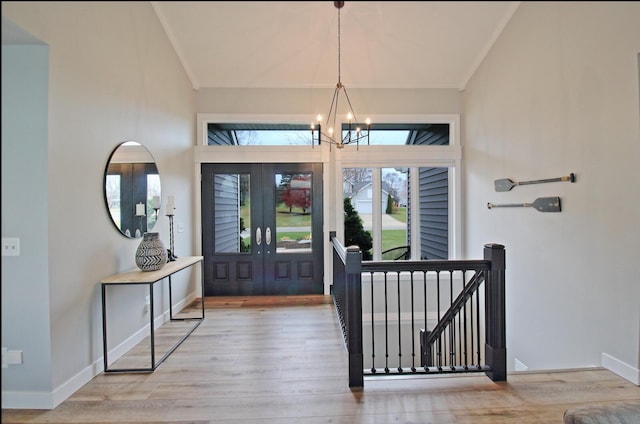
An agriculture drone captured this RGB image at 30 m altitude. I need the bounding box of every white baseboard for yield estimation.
[602,352,640,386]
[1,292,199,410]
[1,390,55,410]
[514,358,529,371]
[173,291,198,315]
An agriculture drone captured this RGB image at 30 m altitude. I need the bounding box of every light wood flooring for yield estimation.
[2,296,639,423]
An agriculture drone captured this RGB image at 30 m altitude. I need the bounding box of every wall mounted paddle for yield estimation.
[494,173,575,192]
[487,196,561,212]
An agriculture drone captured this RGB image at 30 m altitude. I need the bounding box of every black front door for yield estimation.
[201,163,323,296]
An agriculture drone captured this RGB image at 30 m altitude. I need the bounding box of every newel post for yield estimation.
[345,245,364,388]
[484,243,506,381]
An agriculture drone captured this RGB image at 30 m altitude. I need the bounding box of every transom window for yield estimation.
[206,123,450,146]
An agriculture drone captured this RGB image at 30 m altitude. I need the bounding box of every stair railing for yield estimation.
[331,232,506,387]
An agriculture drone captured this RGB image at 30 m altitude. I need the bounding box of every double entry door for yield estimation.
[201,163,323,296]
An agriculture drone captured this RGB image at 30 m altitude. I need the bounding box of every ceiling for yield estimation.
[152,1,520,91]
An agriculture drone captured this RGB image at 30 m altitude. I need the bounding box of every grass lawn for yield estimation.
[389,207,407,223]
[276,231,311,242]
[381,229,407,253]
[276,204,311,227]
[242,202,312,229]
[241,202,405,254]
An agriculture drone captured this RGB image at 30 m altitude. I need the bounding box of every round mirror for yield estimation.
[103,141,161,238]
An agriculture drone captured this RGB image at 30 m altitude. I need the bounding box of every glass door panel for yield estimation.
[381,168,409,260]
[213,173,250,253]
[274,173,312,254]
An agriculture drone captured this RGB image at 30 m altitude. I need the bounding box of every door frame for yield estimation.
[201,162,324,296]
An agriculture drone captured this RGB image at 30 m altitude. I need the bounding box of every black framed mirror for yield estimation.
[104,141,161,238]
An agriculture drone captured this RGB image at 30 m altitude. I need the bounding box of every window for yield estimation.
[342,123,450,146]
[207,123,313,146]
[206,122,451,147]
[340,121,459,260]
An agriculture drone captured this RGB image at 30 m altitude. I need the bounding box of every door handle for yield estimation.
[265,227,271,246]
[256,226,262,246]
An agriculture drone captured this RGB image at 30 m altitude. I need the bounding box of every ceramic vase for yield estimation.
[135,232,167,271]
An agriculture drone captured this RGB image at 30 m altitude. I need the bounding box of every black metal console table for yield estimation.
[101,256,204,373]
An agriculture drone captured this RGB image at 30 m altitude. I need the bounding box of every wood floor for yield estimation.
[3,296,639,423]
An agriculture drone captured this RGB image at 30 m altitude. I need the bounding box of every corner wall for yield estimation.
[1,44,52,402]
[463,2,640,382]
[1,2,196,408]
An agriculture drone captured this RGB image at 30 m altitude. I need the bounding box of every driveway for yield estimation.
[358,213,406,230]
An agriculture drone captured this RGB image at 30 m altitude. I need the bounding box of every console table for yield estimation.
[101,256,204,373]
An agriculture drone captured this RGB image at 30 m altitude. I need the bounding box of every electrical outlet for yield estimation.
[2,238,20,256]
[144,296,150,313]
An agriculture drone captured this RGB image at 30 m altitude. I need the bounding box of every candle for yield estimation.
[310,123,314,146]
[166,195,175,214]
[135,202,145,216]
[152,196,160,209]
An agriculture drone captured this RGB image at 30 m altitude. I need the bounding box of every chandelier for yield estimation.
[311,1,370,150]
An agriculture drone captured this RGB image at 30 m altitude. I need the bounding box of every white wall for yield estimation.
[2,43,52,396]
[463,2,640,382]
[196,87,462,116]
[2,2,196,408]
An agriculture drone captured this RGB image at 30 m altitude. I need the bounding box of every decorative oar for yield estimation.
[494,173,575,192]
[487,196,561,213]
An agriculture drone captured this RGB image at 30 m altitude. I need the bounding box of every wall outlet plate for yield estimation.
[2,238,20,256]
[7,350,23,365]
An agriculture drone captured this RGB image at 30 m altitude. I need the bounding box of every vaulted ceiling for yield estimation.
[151,1,520,91]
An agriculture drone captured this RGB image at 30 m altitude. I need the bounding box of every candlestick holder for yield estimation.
[166,213,177,261]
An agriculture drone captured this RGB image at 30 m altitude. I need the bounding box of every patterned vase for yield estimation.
[135,232,168,271]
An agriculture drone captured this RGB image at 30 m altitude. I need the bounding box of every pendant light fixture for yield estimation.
[311,1,370,150]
